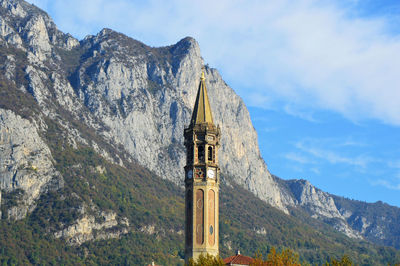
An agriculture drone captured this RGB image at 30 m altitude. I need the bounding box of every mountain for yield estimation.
[0,0,400,264]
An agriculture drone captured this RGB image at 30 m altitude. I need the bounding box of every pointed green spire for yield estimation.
[191,69,214,126]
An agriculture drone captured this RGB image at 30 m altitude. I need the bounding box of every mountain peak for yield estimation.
[1,0,50,19]
[176,36,198,47]
[173,36,199,52]
[0,0,79,53]
[2,0,400,259]
[1,0,28,18]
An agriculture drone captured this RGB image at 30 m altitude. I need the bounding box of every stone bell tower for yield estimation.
[184,69,221,262]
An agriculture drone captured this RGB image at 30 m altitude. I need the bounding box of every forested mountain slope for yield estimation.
[0,0,399,264]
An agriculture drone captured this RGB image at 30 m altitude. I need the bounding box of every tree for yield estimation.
[188,253,225,266]
[265,247,301,266]
[325,254,353,266]
[251,250,266,266]
[250,247,301,266]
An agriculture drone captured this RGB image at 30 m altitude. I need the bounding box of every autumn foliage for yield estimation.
[251,247,301,266]
[188,253,225,266]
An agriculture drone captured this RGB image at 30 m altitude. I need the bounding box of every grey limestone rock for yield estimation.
[0,108,63,220]
[73,31,287,211]
[54,210,129,245]
[0,0,78,62]
[287,179,342,219]
[1,0,400,247]
[283,179,362,238]
[0,0,27,18]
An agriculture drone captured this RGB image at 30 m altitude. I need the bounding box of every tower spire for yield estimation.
[190,68,214,126]
[184,67,221,263]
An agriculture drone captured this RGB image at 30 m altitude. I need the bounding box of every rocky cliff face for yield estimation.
[0,0,399,249]
[0,109,63,220]
[72,29,285,211]
[54,209,129,245]
[280,179,362,239]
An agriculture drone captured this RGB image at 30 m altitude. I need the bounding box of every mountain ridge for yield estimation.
[0,0,400,264]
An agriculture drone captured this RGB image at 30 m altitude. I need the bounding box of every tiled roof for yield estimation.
[223,254,255,265]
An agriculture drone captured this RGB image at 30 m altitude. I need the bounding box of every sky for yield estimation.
[26,0,400,207]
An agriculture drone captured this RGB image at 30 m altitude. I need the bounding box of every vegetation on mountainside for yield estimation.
[333,195,400,249]
[1,4,400,264]
[188,253,225,266]
[187,249,356,266]
[1,6,400,264]
[0,45,40,120]
[218,181,400,265]
[1,113,400,264]
[252,247,302,266]
[0,42,399,263]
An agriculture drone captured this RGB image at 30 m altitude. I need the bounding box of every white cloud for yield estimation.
[27,0,400,125]
[261,127,277,133]
[338,139,367,147]
[283,104,318,122]
[294,138,376,168]
[283,152,312,164]
[372,179,400,190]
[310,167,320,175]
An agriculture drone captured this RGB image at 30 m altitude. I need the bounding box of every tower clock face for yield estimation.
[207,169,215,179]
[187,170,193,179]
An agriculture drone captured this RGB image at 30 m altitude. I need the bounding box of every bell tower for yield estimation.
[184,69,221,262]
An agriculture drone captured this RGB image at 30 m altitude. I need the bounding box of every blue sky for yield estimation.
[27,0,400,207]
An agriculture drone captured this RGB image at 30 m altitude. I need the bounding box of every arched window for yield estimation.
[198,145,204,162]
[208,146,213,162]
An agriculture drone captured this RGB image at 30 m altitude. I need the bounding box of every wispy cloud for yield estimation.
[310,167,320,175]
[338,139,367,147]
[372,179,400,191]
[283,104,318,122]
[294,138,376,168]
[27,0,400,126]
[262,127,277,133]
[284,152,312,164]
[25,0,400,206]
